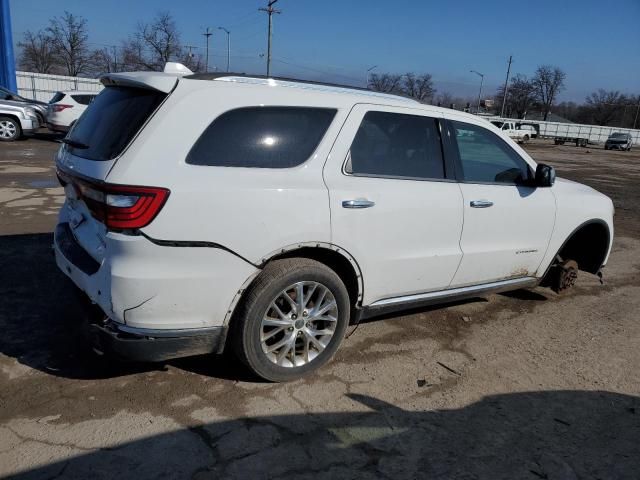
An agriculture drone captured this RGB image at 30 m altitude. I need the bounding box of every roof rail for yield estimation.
[184,72,417,103]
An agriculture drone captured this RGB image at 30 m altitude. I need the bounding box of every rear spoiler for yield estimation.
[100,63,194,93]
[100,72,179,93]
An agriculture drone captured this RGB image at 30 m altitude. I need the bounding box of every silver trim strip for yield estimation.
[369,277,538,308]
[114,322,224,338]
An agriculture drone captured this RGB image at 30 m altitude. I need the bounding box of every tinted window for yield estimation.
[71,94,96,105]
[49,92,65,104]
[66,87,166,161]
[346,111,445,179]
[187,107,336,168]
[451,120,531,184]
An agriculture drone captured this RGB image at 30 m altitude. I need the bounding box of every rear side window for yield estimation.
[346,111,445,180]
[71,94,95,105]
[49,92,65,104]
[186,107,336,168]
[66,87,166,161]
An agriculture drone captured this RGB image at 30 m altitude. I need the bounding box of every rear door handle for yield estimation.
[342,199,375,209]
[470,200,493,208]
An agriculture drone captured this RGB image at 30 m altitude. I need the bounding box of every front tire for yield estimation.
[232,258,350,382]
[0,116,21,141]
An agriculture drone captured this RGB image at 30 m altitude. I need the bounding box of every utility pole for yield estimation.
[634,97,640,130]
[112,45,118,72]
[185,44,197,69]
[500,55,512,118]
[259,0,281,76]
[218,27,230,72]
[203,27,212,72]
[470,70,484,114]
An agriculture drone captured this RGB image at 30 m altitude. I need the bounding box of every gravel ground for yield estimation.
[0,135,639,479]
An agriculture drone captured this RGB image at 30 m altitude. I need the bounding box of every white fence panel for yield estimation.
[484,115,640,144]
[16,71,103,103]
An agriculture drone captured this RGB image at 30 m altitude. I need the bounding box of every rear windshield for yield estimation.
[66,87,166,161]
[49,92,65,104]
[71,94,96,105]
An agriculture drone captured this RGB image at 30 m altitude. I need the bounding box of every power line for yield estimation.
[259,0,281,76]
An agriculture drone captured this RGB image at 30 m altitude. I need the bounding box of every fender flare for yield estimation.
[222,242,365,326]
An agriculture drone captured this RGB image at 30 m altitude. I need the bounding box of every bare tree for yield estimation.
[368,73,403,93]
[131,12,184,71]
[18,30,58,73]
[496,74,537,118]
[89,47,117,75]
[402,73,435,103]
[532,65,566,121]
[585,89,624,126]
[435,91,454,108]
[47,11,91,76]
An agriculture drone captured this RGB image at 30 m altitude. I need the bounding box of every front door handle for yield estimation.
[470,200,494,208]
[342,199,375,209]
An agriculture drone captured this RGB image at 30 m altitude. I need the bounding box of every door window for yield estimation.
[346,111,445,180]
[451,120,531,184]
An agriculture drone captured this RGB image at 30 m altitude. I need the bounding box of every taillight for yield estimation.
[52,104,73,112]
[57,170,169,230]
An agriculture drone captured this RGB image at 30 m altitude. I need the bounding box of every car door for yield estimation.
[445,116,556,287]
[323,104,464,306]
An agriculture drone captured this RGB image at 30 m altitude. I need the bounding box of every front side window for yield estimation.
[187,107,336,168]
[346,111,445,180]
[451,120,531,184]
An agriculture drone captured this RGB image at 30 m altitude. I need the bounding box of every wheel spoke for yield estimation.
[266,333,294,353]
[295,283,305,313]
[314,300,336,317]
[270,301,287,320]
[276,336,296,365]
[281,289,298,312]
[303,283,318,309]
[261,326,284,342]
[305,326,333,337]
[263,316,292,327]
[304,331,326,352]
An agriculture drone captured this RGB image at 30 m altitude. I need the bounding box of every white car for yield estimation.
[491,120,532,143]
[54,64,614,381]
[47,90,98,133]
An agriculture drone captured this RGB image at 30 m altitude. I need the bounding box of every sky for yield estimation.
[9,0,640,102]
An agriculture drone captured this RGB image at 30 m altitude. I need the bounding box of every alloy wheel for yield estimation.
[260,281,338,368]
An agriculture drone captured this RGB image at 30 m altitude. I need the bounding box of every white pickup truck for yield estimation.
[491,121,531,143]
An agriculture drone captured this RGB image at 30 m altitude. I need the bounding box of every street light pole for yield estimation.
[365,65,377,89]
[218,27,230,72]
[470,70,484,114]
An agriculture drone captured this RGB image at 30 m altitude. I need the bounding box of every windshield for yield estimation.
[66,86,166,161]
[491,121,504,129]
[610,133,628,139]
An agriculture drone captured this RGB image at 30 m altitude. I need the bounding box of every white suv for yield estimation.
[47,90,98,133]
[54,65,614,381]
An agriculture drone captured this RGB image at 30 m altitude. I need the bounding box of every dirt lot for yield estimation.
[1,135,639,479]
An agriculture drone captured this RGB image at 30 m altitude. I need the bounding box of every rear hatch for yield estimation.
[56,77,175,263]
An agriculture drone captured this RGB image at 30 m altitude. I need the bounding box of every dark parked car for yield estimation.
[604,132,632,151]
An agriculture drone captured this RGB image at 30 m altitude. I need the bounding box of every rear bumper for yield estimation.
[89,318,228,362]
[47,122,70,133]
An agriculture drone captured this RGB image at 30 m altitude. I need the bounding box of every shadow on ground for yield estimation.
[8,390,640,479]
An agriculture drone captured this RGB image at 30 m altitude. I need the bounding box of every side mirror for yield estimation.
[535,163,556,187]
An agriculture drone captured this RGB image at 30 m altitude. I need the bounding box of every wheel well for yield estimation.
[268,247,362,309]
[558,221,610,274]
[0,113,20,125]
